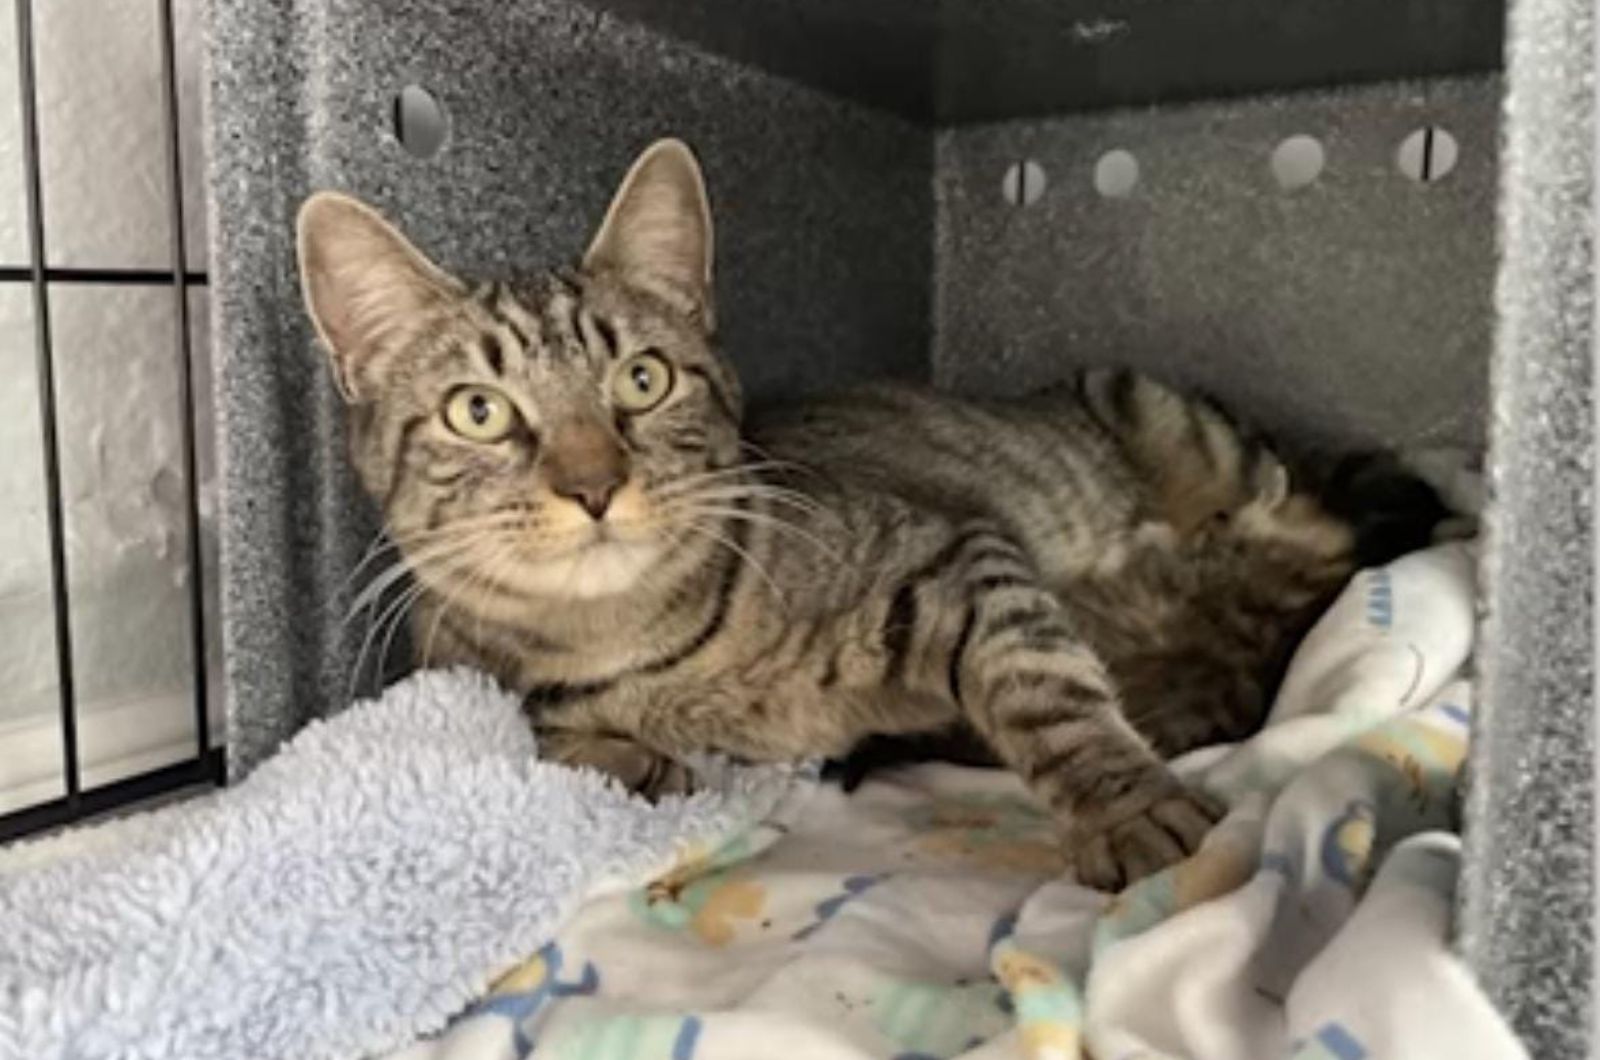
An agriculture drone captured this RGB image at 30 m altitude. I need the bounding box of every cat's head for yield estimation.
[296,139,743,602]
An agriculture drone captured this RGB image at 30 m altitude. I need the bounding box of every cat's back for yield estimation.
[748,371,1287,577]
[747,376,1143,561]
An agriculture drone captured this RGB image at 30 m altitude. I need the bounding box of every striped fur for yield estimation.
[297,140,1405,890]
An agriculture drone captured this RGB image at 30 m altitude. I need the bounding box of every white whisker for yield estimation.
[670,484,831,519]
[684,518,787,605]
[372,580,430,691]
[669,501,845,566]
[343,516,528,627]
[652,460,802,499]
[424,538,517,669]
[346,538,504,700]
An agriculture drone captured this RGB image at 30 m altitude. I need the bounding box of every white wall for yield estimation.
[0,0,218,813]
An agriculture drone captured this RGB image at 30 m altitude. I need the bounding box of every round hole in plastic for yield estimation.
[1093,150,1139,198]
[393,85,449,158]
[1396,126,1459,183]
[1000,159,1047,206]
[1270,135,1325,190]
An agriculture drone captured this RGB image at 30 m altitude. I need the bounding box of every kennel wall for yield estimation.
[206,0,1593,1054]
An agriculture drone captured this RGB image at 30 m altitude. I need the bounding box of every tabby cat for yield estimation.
[296,140,1443,889]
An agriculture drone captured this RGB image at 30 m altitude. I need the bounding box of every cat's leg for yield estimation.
[536,726,697,801]
[917,525,1222,889]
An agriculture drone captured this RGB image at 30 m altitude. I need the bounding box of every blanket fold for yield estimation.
[0,670,809,1060]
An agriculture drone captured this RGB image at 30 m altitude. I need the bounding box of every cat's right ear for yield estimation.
[583,139,715,330]
[296,192,463,401]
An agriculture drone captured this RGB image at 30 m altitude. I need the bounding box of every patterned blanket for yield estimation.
[390,541,1524,1060]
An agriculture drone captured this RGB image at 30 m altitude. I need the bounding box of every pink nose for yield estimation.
[553,477,621,520]
[544,418,630,520]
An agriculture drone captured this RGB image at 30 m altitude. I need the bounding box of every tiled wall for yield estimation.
[0,0,219,824]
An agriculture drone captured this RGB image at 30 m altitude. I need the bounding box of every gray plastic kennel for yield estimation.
[205,0,1593,1053]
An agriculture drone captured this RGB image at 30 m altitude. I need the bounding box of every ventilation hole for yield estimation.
[1396,126,1458,183]
[1093,149,1139,198]
[393,85,449,158]
[1000,159,1047,206]
[1271,135,1325,190]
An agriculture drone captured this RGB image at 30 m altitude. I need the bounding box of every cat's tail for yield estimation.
[1310,449,1463,568]
[1072,368,1283,533]
[1069,367,1466,566]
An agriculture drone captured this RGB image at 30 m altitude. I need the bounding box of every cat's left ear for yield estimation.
[583,139,715,330]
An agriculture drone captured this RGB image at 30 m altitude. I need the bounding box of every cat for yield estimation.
[828,447,1454,790]
[296,139,1446,890]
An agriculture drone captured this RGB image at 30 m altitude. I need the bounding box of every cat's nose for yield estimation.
[554,476,622,520]
[545,419,629,520]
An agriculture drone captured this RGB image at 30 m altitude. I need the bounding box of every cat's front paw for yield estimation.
[539,729,699,802]
[631,756,699,802]
[1065,778,1223,891]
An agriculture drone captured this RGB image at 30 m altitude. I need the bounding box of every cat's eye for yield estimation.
[612,350,674,412]
[443,385,516,442]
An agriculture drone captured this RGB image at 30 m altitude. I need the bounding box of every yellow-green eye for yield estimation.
[612,351,674,412]
[443,385,516,442]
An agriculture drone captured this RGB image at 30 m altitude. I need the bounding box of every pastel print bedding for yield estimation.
[390,541,1525,1060]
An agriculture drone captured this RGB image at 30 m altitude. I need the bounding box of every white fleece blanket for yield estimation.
[0,671,809,1060]
[385,541,1525,1060]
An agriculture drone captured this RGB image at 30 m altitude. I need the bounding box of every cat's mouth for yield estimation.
[525,534,662,599]
[582,523,621,545]
[404,515,666,603]
[567,515,656,552]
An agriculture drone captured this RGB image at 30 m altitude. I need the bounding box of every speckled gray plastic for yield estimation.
[935,78,1498,452]
[1456,0,1594,1052]
[206,0,1594,1052]
[206,0,930,773]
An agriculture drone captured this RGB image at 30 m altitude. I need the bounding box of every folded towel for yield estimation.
[0,669,810,1060]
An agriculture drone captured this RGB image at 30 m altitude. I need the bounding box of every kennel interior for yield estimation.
[202,0,1592,1054]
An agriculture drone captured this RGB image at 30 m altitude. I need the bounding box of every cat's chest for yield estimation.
[563,672,905,761]
[416,591,674,690]
[550,625,949,761]
[504,631,668,689]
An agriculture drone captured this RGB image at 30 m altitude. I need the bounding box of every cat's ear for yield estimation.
[583,139,714,329]
[1252,457,1292,509]
[296,191,463,401]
